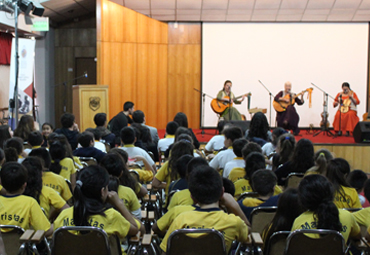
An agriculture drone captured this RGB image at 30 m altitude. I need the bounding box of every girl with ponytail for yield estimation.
[54,165,141,238]
[305,149,333,176]
[292,175,360,242]
[272,133,296,170]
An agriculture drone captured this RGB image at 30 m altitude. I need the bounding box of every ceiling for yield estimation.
[39,0,370,23]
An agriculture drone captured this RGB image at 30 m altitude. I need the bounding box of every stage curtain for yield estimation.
[0,32,13,65]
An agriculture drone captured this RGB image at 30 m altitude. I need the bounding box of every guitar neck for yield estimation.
[234,93,250,100]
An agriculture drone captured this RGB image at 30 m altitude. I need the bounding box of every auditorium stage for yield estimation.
[157,129,370,173]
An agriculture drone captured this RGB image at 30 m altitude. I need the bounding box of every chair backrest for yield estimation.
[285,229,345,255]
[250,206,277,234]
[51,226,113,255]
[147,151,155,161]
[237,192,259,201]
[264,231,290,255]
[78,157,97,166]
[167,228,226,255]
[285,173,304,189]
[0,225,25,255]
[129,170,140,182]
[104,143,111,153]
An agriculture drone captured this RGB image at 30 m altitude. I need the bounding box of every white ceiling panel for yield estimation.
[124,0,150,9]
[151,0,176,9]
[228,0,255,9]
[332,0,362,10]
[301,14,328,21]
[253,9,279,15]
[280,0,308,9]
[226,14,252,21]
[177,14,201,20]
[227,9,253,15]
[202,0,229,10]
[359,0,370,10]
[278,9,304,14]
[251,14,277,21]
[304,9,331,15]
[201,13,227,20]
[151,9,176,15]
[151,14,176,20]
[356,9,370,15]
[276,14,303,21]
[202,9,227,15]
[352,14,370,21]
[254,0,282,10]
[327,14,354,21]
[177,0,202,9]
[177,9,201,14]
[306,0,335,9]
[135,9,151,15]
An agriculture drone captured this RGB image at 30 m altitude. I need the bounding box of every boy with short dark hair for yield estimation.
[73,132,106,163]
[0,162,53,237]
[55,113,79,150]
[85,128,106,152]
[94,112,116,148]
[158,121,179,152]
[223,138,249,178]
[132,110,159,145]
[25,131,43,154]
[160,166,249,254]
[4,137,24,163]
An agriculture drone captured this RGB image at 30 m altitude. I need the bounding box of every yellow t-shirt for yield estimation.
[117,185,141,212]
[292,209,361,242]
[39,186,67,217]
[160,208,249,253]
[157,205,195,231]
[54,207,131,239]
[353,208,370,227]
[234,179,282,199]
[167,189,193,210]
[73,156,84,170]
[42,171,73,202]
[228,167,245,183]
[0,194,51,232]
[333,186,362,209]
[155,161,178,195]
[59,157,77,181]
[135,169,154,183]
[242,197,266,207]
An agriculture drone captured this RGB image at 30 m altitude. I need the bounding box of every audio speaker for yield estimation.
[353,122,370,143]
[228,120,250,134]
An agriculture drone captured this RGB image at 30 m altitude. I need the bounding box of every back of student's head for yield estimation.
[60,113,75,128]
[312,149,333,175]
[94,113,107,127]
[298,174,341,231]
[277,133,296,164]
[120,127,135,145]
[174,127,192,141]
[29,148,51,169]
[85,128,102,141]
[186,157,208,180]
[363,179,370,202]
[166,121,179,136]
[188,166,223,205]
[232,138,249,157]
[222,178,235,196]
[108,148,128,163]
[132,110,145,124]
[245,152,266,180]
[49,141,66,174]
[347,169,367,192]
[291,139,314,173]
[176,155,193,179]
[217,121,228,134]
[247,112,270,141]
[73,165,110,226]
[28,131,43,147]
[173,112,188,128]
[4,147,18,162]
[175,134,193,145]
[168,140,194,181]
[271,128,287,146]
[1,162,28,193]
[123,101,134,111]
[48,133,74,160]
[223,126,243,142]
[4,137,23,155]
[326,158,351,190]
[78,132,94,148]
[241,141,262,159]
[251,169,277,196]
[22,157,43,203]
[108,176,120,193]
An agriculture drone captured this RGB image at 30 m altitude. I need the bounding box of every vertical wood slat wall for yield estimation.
[97,0,201,129]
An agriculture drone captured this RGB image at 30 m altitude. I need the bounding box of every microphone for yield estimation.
[84,71,88,78]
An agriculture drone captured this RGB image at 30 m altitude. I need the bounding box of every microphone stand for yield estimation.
[55,73,88,113]
[258,80,274,126]
[193,88,216,136]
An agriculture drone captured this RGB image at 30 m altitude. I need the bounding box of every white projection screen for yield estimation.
[201,23,369,128]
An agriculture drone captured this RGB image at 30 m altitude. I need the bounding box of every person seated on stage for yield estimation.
[354,179,370,229]
[94,113,116,148]
[159,166,250,254]
[228,142,261,183]
[223,138,249,178]
[274,81,304,135]
[119,127,156,172]
[132,110,159,145]
[4,137,25,163]
[55,113,80,150]
[173,112,200,149]
[41,122,53,147]
[158,121,179,153]
[326,158,361,209]
[108,101,134,146]
[217,80,245,121]
[292,175,361,243]
[168,154,194,194]
[275,138,314,186]
[305,149,333,176]
[245,112,272,146]
[73,132,106,163]
[347,169,369,207]
[14,115,35,142]
[85,128,106,153]
[234,152,282,199]
[333,82,360,136]
[24,131,43,155]
[205,121,230,153]
[271,133,296,171]
[209,126,243,173]
[238,169,280,220]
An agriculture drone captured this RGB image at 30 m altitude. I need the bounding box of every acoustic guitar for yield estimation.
[211,93,251,114]
[273,88,313,113]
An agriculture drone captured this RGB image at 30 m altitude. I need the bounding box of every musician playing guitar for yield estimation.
[333,82,360,136]
[216,80,245,121]
[274,81,304,136]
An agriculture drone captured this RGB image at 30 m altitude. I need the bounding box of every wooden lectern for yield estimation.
[72,85,109,131]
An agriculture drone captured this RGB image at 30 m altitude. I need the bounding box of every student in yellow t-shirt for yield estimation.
[0,162,53,237]
[29,148,73,202]
[49,141,76,185]
[353,179,370,228]
[160,166,250,254]
[326,158,361,209]
[22,157,69,219]
[292,175,361,243]
[54,165,142,238]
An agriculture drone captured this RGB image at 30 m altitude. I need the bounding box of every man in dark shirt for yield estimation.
[55,113,79,150]
[108,101,134,145]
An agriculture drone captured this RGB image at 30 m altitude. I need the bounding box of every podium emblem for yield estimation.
[89,97,101,111]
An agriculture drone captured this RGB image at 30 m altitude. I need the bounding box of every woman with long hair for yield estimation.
[14,115,35,141]
[54,165,141,238]
[245,112,271,145]
[326,158,361,209]
[305,149,333,176]
[292,174,360,242]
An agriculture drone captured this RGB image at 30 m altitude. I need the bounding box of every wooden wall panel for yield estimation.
[121,43,137,105]
[168,23,201,44]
